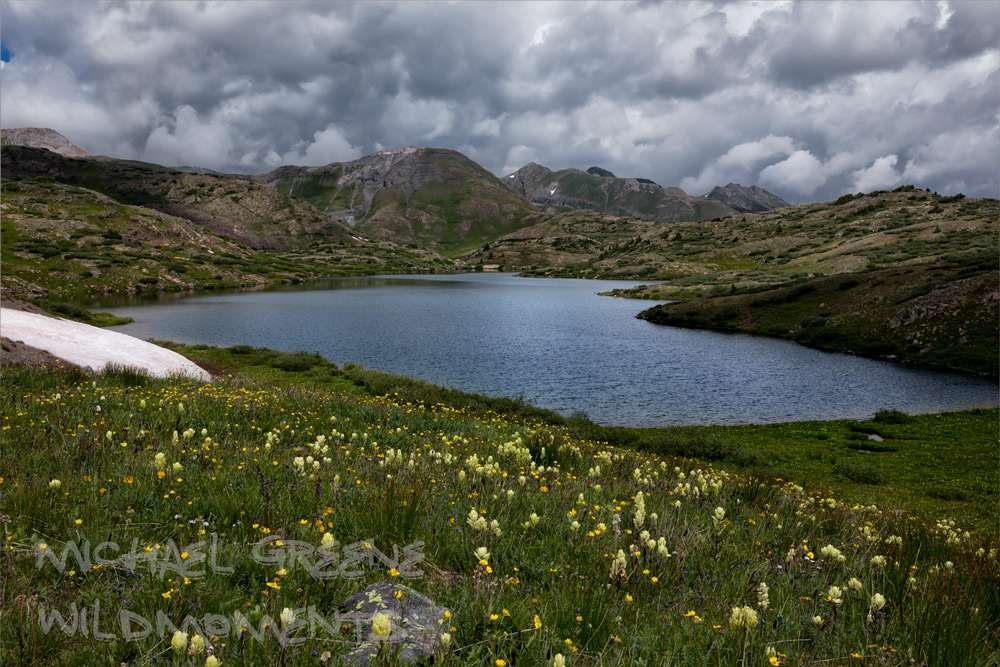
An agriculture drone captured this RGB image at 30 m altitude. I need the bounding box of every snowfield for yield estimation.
[0,308,210,381]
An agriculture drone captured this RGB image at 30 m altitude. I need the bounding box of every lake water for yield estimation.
[89,273,998,427]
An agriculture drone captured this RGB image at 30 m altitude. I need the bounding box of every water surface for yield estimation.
[89,273,998,426]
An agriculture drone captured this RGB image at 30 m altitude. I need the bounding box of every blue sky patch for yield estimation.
[1,43,11,62]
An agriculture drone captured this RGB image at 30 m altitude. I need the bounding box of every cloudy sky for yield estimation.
[2,0,998,203]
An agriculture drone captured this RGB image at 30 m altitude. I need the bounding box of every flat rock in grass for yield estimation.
[342,582,450,665]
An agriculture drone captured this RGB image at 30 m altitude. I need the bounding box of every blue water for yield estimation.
[89,273,998,427]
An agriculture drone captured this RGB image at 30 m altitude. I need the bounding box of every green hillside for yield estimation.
[598,188,999,376]
[1,146,356,250]
[0,174,448,303]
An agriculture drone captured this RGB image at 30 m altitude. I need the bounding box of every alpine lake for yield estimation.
[84,272,998,427]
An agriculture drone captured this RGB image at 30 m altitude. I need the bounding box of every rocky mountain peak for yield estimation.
[702,183,790,213]
[1,127,91,158]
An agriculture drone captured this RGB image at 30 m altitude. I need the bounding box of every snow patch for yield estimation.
[1,308,210,381]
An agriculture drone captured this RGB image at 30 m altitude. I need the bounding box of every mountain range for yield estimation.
[503,162,787,221]
[2,127,994,375]
[1,128,789,253]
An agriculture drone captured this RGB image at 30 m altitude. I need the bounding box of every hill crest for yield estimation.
[0,127,91,158]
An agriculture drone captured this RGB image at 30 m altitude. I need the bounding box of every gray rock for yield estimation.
[341,583,451,666]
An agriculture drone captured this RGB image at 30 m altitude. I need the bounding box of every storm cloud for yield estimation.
[2,0,997,203]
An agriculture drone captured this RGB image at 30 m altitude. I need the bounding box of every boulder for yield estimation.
[342,583,451,665]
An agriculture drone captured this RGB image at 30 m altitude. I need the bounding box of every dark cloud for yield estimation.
[765,2,942,89]
[1,0,996,203]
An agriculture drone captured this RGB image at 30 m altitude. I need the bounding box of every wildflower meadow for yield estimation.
[1,361,997,666]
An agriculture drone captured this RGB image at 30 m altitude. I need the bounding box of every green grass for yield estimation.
[2,359,998,666]
[44,302,134,328]
[662,410,1000,538]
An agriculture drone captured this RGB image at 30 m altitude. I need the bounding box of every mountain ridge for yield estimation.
[504,161,745,222]
[702,183,790,213]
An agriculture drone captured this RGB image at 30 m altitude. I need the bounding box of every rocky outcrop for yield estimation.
[587,166,616,178]
[1,127,90,157]
[341,583,451,666]
[703,183,790,213]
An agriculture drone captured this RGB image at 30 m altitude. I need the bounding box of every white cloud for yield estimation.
[471,117,502,138]
[382,94,455,143]
[901,126,1000,194]
[759,150,827,197]
[681,135,797,194]
[281,124,363,166]
[143,105,234,168]
[851,155,902,192]
[0,0,995,200]
[716,135,797,171]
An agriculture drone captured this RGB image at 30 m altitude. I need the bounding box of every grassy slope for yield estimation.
[0,176,451,304]
[1,146,355,250]
[648,411,1000,539]
[2,357,997,666]
[638,262,998,375]
[357,154,539,256]
[1,177,306,300]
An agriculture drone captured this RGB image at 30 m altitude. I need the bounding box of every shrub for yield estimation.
[48,302,90,319]
[872,409,913,424]
[639,431,767,468]
[566,413,639,448]
[269,351,323,373]
[100,363,151,387]
[713,306,740,323]
[837,278,861,290]
[33,245,63,258]
[846,442,898,453]
[834,460,886,485]
[927,486,969,502]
